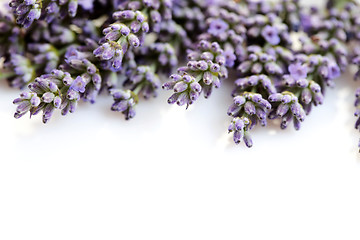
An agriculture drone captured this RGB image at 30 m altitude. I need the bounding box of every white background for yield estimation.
[1,1,360,240]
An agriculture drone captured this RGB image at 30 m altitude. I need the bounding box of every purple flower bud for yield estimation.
[281,94,292,104]
[196,60,208,71]
[188,88,199,100]
[130,21,141,33]
[293,118,301,131]
[128,34,140,47]
[310,82,321,93]
[319,65,329,79]
[314,93,324,105]
[258,99,272,110]
[277,103,290,117]
[233,130,243,144]
[150,10,161,23]
[68,0,78,17]
[356,88,360,98]
[256,108,266,120]
[42,104,55,124]
[244,102,256,115]
[203,72,213,85]
[182,75,193,83]
[136,11,145,22]
[210,63,220,73]
[247,75,259,86]
[53,96,61,108]
[173,81,188,93]
[328,62,341,79]
[30,95,41,107]
[269,93,283,102]
[237,61,252,73]
[243,132,253,148]
[114,10,136,20]
[301,88,312,105]
[101,44,116,60]
[251,63,263,74]
[42,92,55,103]
[190,82,202,93]
[296,79,309,88]
[234,96,246,106]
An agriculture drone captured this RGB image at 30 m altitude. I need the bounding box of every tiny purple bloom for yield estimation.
[288,62,308,80]
[328,63,341,79]
[70,76,86,93]
[224,49,236,68]
[261,25,280,45]
[208,19,229,37]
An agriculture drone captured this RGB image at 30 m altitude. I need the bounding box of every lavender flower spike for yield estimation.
[163,40,227,106]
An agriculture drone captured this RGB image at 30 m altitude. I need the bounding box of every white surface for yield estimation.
[2,1,360,240]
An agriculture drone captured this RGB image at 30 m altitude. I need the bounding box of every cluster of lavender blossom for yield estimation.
[2,0,360,148]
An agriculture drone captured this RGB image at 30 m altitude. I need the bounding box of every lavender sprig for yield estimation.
[163,40,227,108]
[227,92,272,147]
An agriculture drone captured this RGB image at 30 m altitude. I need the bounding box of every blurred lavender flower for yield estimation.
[261,25,281,45]
[9,0,41,28]
[6,54,35,88]
[208,19,229,38]
[288,62,308,80]
[124,65,161,99]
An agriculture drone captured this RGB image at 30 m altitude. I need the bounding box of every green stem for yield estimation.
[0,71,15,80]
[150,63,157,72]
[133,84,143,95]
